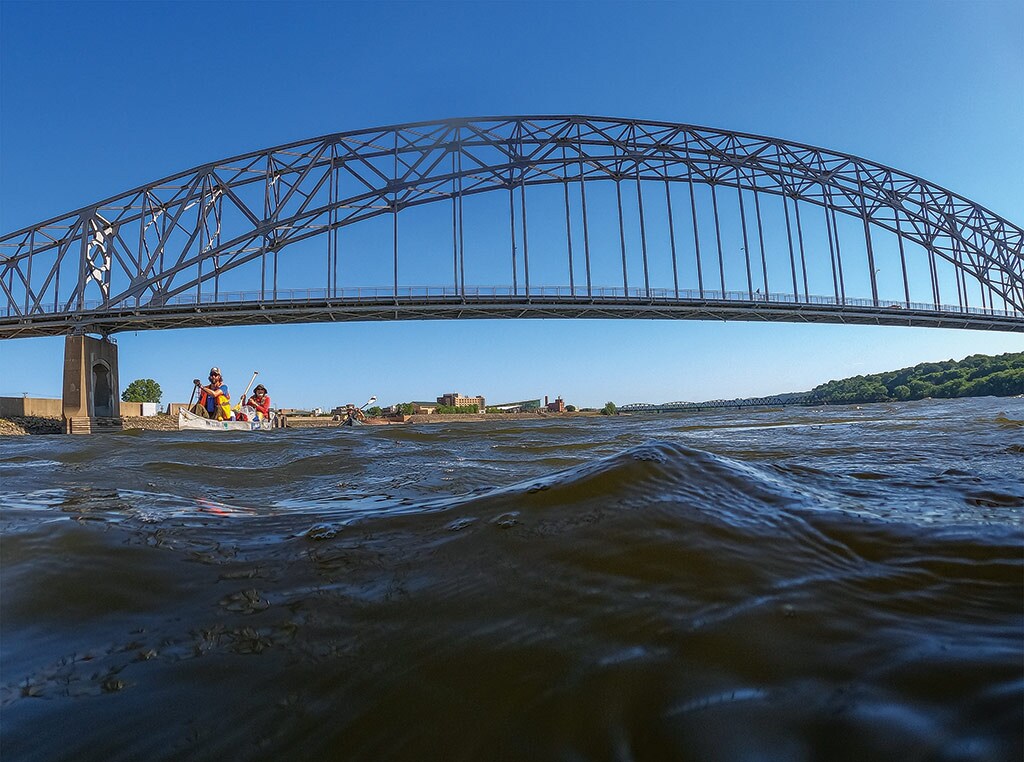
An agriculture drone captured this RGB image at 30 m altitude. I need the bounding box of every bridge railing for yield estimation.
[4,285,1020,319]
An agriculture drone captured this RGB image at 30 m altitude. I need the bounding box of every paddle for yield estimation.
[186,382,199,415]
[235,371,259,414]
[359,396,377,410]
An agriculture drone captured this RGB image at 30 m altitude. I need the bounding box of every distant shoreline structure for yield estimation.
[2,354,1020,436]
[620,392,813,414]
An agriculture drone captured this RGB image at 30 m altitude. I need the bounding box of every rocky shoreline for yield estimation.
[0,416,180,435]
[122,416,179,431]
[0,417,64,435]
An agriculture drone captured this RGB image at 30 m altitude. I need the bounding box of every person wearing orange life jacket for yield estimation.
[245,384,271,421]
[194,367,232,420]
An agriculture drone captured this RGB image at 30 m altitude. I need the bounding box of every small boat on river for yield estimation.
[178,407,276,432]
[337,397,376,427]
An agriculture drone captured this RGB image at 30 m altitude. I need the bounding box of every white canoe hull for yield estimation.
[178,409,276,432]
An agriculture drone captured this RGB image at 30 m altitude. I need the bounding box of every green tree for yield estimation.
[565,404,577,412]
[601,401,617,416]
[892,385,911,400]
[936,379,965,398]
[969,368,1024,396]
[367,406,382,417]
[121,378,162,403]
[907,379,931,399]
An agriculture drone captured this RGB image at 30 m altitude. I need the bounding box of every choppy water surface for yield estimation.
[2,397,1022,761]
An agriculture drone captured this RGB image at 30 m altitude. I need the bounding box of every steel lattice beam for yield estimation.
[2,116,1022,338]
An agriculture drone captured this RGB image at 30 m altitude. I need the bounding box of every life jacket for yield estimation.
[199,386,232,420]
[249,395,271,419]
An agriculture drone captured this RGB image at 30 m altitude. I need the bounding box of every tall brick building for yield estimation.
[545,396,565,413]
[437,392,486,411]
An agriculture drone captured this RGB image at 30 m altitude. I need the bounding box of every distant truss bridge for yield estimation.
[619,395,816,414]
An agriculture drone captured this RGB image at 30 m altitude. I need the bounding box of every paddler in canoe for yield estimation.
[193,367,232,421]
[244,384,272,421]
[342,403,366,426]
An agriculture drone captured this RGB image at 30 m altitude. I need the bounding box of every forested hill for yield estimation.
[811,353,1024,405]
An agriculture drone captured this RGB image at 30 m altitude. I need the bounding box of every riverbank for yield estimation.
[0,417,63,435]
[281,411,599,427]
[406,411,599,424]
[122,416,179,431]
[0,416,181,435]
[0,410,601,435]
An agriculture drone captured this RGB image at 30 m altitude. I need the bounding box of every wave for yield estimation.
[1,402,1021,761]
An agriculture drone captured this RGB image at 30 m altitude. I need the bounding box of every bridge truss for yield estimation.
[2,116,1022,338]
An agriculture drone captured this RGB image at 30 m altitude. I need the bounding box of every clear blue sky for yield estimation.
[1,0,1022,409]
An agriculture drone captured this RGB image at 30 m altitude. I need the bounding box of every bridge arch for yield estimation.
[1,116,1021,337]
[91,360,113,417]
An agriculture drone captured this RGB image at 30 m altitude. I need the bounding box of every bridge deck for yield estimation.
[3,290,1020,338]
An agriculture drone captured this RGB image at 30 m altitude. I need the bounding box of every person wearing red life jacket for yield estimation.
[245,384,272,421]
[194,368,232,420]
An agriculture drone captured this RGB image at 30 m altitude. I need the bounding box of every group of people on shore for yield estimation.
[193,367,271,422]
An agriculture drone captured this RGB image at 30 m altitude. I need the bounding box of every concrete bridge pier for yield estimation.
[62,335,123,434]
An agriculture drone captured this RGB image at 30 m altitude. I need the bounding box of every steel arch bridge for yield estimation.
[2,115,1022,339]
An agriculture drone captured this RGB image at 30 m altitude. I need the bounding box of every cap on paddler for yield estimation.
[210,367,221,375]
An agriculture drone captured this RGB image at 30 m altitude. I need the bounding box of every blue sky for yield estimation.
[1,0,1022,409]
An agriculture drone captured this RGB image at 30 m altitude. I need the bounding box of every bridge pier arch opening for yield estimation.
[62,334,123,434]
[91,361,114,417]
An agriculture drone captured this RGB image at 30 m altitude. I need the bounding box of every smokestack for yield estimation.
[545,395,549,405]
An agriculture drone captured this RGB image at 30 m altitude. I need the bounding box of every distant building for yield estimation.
[412,401,438,414]
[167,402,191,417]
[545,396,565,413]
[490,399,541,413]
[436,392,485,411]
[125,402,159,416]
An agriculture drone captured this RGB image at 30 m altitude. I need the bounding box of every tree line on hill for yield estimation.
[810,352,1024,405]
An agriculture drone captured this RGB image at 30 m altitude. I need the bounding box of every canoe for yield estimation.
[178,408,276,432]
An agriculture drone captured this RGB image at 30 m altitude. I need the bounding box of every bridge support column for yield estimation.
[62,335,123,434]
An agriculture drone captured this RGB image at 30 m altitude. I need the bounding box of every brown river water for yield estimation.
[1,397,1022,761]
